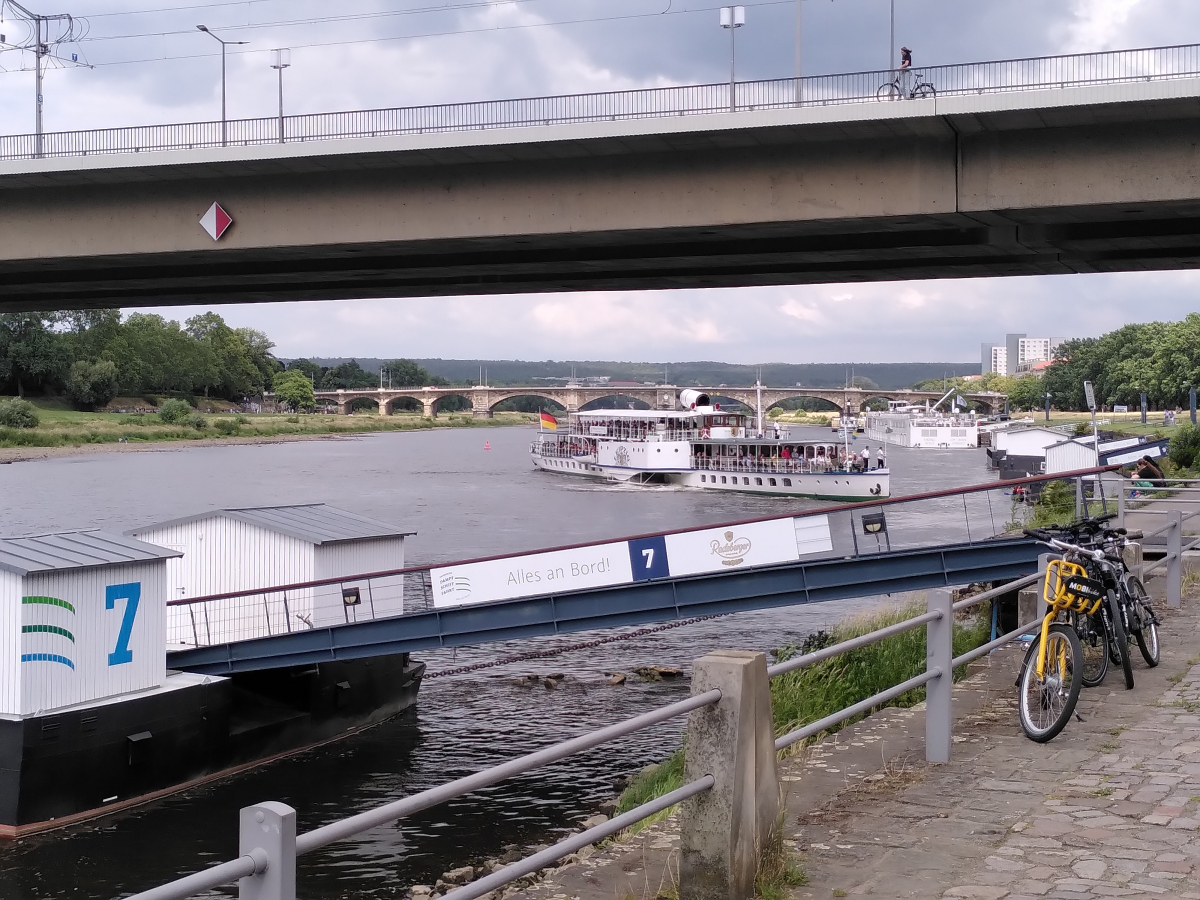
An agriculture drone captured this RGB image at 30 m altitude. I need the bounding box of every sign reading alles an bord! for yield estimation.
[430,515,834,609]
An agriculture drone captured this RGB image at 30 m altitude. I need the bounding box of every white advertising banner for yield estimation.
[663,516,827,578]
[432,541,633,609]
[429,515,834,610]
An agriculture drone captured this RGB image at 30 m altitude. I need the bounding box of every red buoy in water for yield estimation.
[484,440,491,451]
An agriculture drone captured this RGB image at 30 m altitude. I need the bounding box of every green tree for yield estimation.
[287,358,325,388]
[0,397,38,428]
[0,313,64,396]
[1170,423,1200,470]
[273,369,316,411]
[322,360,376,389]
[384,358,433,387]
[158,398,193,424]
[185,312,267,399]
[64,359,120,410]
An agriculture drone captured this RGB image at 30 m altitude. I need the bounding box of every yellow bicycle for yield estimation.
[1014,556,1099,742]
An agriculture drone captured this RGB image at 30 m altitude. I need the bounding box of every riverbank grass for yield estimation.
[0,397,535,448]
[614,600,989,831]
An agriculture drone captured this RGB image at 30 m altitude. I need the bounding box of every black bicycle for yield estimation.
[877,70,936,100]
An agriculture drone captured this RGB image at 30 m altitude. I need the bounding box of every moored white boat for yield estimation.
[531,391,889,501]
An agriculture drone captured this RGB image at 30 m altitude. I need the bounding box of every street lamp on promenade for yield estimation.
[197,25,248,147]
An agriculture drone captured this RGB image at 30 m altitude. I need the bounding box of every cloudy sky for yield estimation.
[2,0,1197,363]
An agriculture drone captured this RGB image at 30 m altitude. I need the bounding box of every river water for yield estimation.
[0,426,996,899]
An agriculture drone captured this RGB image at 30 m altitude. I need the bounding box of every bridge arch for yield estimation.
[431,393,473,416]
[487,392,568,414]
[577,395,653,412]
[763,394,844,415]
[384,396,423,415]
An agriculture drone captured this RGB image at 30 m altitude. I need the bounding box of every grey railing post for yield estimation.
[239,801,297,900]
[1075,476,1085,520]
[1168,508,1183,609]
[680,651,779,900]
[1118,485,1126,528]
[925,589,953,764]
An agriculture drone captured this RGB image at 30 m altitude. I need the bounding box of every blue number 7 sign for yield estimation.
[106,582,141,666]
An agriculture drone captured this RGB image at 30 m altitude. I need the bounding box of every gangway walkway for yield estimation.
[164,468,1120,676]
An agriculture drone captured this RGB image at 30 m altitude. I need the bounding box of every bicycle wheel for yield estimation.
[1018,623,1083,742]
[913,83,936,99]
[1108,592,1135,689]
[1125,575,1160,667]
[877,82,902,100]
[1073,610,1109,687]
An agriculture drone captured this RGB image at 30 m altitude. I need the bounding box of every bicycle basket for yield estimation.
[1044,559,1104,614]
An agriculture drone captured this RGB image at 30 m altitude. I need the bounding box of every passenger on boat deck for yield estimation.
[781,446,792,460]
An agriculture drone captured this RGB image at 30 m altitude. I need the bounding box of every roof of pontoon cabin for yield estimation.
[126,504,415,545]
[0,531,181,576]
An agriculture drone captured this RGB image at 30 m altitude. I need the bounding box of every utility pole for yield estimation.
[794,0,801,105]
[719,6,745,113]
[889,0,895,71]
[2,1,88,158]
[270,48,290,143]
[197,25,248,147]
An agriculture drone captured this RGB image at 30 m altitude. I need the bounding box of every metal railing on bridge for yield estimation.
[162,466,1118,655]
[5,43,1200,161]
[1118,478,1200,608]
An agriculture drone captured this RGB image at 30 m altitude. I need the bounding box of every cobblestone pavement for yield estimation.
[503,596,1200,900]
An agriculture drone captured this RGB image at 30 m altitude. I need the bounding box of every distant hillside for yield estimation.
[293,358,977,390]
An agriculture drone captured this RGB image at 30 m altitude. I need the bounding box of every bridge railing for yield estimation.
[5,43,1200,161]
[163,465,1120,651]
[1117,478,1200,608]
[125,570,1057,900]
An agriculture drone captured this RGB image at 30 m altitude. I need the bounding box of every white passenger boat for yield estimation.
[865,400,980,449]
[530,390,889,500]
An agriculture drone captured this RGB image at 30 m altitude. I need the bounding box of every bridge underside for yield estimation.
[5,84,1200,311]
[5,201,1200,311]
[167,537,1040,675]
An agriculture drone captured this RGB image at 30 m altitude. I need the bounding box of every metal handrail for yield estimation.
[953,573,1042,612]
[166,465,1118,610]
[439,776,715,900]
[774,668,942,751]
[124,688,721,900]
[7,43,1200,162]
[766,610,942,678]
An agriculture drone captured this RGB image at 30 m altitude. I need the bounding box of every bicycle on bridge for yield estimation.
[877,69,936,100]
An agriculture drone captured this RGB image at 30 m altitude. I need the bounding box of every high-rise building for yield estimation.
[983,334,1064,375]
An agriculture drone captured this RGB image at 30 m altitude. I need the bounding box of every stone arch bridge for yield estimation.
[311,385,1004,418]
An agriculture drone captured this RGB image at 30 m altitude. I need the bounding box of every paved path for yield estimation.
[502,595,1200,900]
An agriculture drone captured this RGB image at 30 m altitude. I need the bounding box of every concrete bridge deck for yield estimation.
[6,44,1200,309]
[315,384,1004,417]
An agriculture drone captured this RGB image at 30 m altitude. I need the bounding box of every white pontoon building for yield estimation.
[127,504,414,647]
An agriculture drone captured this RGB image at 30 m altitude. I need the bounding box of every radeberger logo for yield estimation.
[710,530,751,567]
[614,446,631,467]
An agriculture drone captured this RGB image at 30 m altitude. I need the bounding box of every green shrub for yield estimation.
[64,359,119,410]
[235,415,250,425]
[285,415,300,424]
[1170,423,1200,470]
[158,398,193,424]
[1029,479,1076,527]
[214,418,239,434]
[119,414,149,426]
[1073,422,1091,436]
[0,398,39,429]
[186,413,208,430]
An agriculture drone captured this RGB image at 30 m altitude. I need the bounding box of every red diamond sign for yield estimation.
[199,202,233,241]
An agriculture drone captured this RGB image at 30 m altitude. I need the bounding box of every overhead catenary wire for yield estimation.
[0,0,815,72]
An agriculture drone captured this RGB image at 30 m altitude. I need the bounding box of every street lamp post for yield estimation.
[271,48,291,143]
[197,25,248,147]
[719,6,745,113]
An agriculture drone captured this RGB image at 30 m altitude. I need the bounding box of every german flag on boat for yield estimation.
[539,411,558,431]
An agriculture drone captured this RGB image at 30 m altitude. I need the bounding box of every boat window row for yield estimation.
[700,474,795,487]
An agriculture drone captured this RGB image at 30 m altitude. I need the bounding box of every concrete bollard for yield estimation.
[239,801,297,900]
[680,651,780,900]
